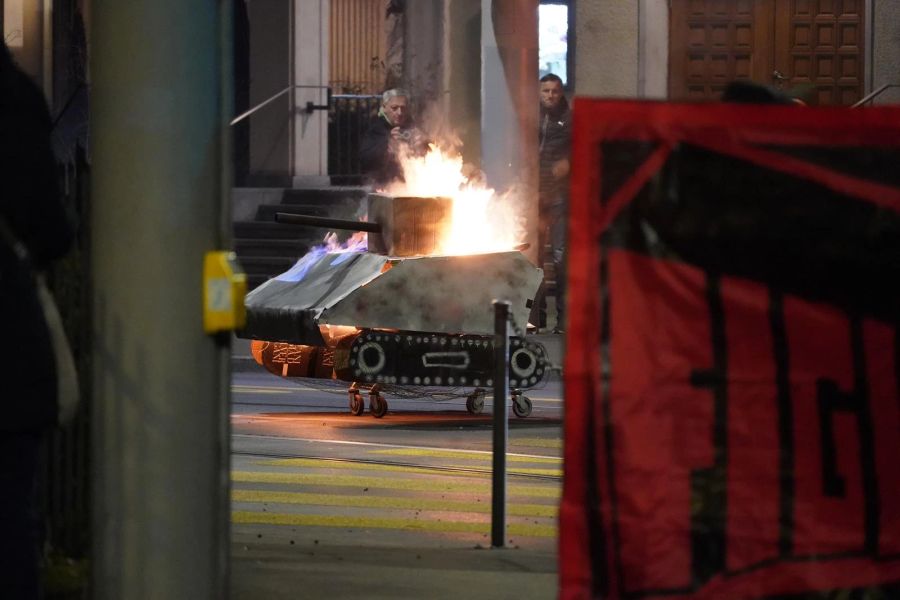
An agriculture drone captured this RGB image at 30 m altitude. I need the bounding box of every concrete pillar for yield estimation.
[872,0,900,104]
[445,0,483,167]
[90,2,231,598]
[481,0,539,261]
[575,0,639,97]
[574,0,668,99]
[405,1,445,108]
[247,0,291,185]
[292,0,329,186]
[638,0,669,99]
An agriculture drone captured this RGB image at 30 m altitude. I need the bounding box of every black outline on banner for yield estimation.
[851,318,880,555]
[688,273,728,587]
[816,380,855,498]
[770,290,795,559]
[602,270,900,599]
[592,241,614,598]
[596,144,619,597]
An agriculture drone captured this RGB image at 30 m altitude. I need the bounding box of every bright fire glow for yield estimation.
[384,145,526,255]
[322,230,368,253]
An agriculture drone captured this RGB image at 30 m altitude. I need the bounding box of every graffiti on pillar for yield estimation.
[384,0,405,90]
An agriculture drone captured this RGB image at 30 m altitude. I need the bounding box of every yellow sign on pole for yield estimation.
[203,251,247,334]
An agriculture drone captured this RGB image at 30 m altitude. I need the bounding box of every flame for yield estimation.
[322,230,368,253]
[383,145,525,256]
[275,230,367,283]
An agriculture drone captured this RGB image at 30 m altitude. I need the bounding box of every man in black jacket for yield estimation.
[0,42,75,599]
[537,73,571,333]
[359,88,426,187]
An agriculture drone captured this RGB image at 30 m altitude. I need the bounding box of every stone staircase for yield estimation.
[232,187,369,290]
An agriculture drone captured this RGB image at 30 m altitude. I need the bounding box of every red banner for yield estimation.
[561,101,900,599]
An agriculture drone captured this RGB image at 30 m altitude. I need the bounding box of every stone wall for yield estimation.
[574,0,639,97]
[574,0,899,104]
[872,0,900,104]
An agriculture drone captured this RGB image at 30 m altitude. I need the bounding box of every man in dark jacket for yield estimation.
[537,73,571,333]
[359,88,426,187]
[0,41,75,599]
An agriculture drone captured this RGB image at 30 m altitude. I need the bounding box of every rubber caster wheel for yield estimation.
[370,393,388,418]
[466,389,485,415]
[349,392,365,416]
[512,395,533,418]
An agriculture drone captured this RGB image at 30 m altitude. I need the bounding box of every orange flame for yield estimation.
[383,145,526,255]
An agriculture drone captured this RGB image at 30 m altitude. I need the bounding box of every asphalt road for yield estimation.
[229,368,564,599]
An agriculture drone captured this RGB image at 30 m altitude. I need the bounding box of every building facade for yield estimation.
[575,0,900,105]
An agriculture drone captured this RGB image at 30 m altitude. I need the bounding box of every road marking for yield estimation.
[521,396,562,403]
[231,489,557,518]
[233,385,320,393]
[231,511,556,538]
[252,457,562,478]
[510,437,564,449]
[231,471,560,499]
[371,448,561,464]
[232,433,560,461]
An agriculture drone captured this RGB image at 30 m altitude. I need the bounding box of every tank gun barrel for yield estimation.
[275,212,382,233]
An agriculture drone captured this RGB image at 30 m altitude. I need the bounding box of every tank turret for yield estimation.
[238,193,547,418]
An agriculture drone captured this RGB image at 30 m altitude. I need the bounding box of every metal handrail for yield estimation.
[852,83,900,108]
[331,93,382,99]
[230,84,330,126]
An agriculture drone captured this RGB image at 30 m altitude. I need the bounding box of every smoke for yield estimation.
[416,101,464,155]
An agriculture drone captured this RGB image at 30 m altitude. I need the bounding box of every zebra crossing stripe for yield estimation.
[507,437,563,449]
[370,448,561,463]
[231,511,556,537]
[252,457,562,478]
[232,489,557,518]
[231,471,561,498]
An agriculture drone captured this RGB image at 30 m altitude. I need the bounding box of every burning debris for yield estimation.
[384,143,527,255]
[239,131,545,419]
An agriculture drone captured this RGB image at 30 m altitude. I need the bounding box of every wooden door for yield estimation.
[773,0,865,106]
[669,0,776,100]
[669,0,865,105]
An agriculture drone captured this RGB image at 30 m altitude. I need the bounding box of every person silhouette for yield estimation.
[0,41,75,599]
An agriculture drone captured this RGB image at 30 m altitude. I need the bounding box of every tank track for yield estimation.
[336,330,549,390]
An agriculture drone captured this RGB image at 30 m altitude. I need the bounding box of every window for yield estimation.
[539,2,569,87]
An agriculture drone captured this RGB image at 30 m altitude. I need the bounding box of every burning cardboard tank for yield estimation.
[239,193,548,418]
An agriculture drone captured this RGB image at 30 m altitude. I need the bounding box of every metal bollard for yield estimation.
[491,300,510,548]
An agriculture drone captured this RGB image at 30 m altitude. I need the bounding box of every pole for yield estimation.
[491,300,510,548]
[275,212,382,233]
[481,0,539,264]
[91,2,231,597]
